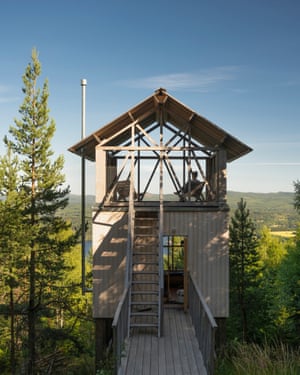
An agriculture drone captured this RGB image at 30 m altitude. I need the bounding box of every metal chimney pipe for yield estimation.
[81,78,87,294]
[81,79,87,138]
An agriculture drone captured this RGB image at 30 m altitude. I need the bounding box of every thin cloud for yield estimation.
[253,141,300,147]
[0,84,19,104]
[117,66,240,91]
[0,97,19,104]
[242,162,300,166]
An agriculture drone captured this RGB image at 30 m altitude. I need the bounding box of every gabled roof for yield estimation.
[68,88,252,162]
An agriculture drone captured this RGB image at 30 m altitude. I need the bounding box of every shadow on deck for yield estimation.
[119,306,207,375]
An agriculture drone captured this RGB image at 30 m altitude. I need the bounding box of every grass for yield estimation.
[215,341,300,375]
[270,231,295,238]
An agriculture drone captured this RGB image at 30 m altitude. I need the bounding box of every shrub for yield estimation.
[215,341,300,375]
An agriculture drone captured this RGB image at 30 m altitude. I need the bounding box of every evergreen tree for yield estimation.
[293,180,300,214]
[257,226,288,341]
[277,231,300,345]
[229,198,261,342]
[0,145,28,373]
[5,48,79,374]
[277,181,300,345]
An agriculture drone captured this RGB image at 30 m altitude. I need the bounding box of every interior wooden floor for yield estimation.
[120,306,207,375]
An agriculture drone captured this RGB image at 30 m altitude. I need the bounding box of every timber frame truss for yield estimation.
[97,114,224,205]
[69,88,252,206]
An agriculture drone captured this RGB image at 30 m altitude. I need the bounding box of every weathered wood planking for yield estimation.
[122,307,207,375]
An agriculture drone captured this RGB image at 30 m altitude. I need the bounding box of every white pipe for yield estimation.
[81,78,87,294]
[81,79,87,138]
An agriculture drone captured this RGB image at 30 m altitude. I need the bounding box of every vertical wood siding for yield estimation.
[93,208,229,318]
[164,210,229,317]
[93,211,128,318]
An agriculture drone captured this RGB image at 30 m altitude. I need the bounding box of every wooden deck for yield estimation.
[120,306,207,375]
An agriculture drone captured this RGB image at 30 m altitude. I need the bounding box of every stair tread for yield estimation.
[131,290,159,295]
[131,312,158,316]
[134,247,158,249]
[133,260,158,264]
[131,301,158,305]
[132,251,158,256]
[135,218,158,220]
[130,323,158,327]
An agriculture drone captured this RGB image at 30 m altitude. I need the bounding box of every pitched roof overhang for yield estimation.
[68,88,252,162]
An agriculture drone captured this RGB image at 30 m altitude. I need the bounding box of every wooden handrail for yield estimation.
[112,287,129,375]
[188,273,217,375]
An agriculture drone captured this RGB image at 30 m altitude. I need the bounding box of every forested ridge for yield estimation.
[227,191,297,231]
[64,191,298,235]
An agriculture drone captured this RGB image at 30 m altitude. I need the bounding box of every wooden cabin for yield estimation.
[69,88,252,371]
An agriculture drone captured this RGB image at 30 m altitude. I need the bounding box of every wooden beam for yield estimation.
[99,121,135,146]
[93,133,102,144]
[135,123,159,147]
[98,146,214,151]
[98,108,155,146]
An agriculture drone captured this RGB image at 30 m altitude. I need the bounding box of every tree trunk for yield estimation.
[28,249,36,375]
[10,285,16,375]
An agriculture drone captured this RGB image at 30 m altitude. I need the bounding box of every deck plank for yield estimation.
[169,308,184,374]
[162,308,175,375]
[121,307,207,375]
[143,334,152,375]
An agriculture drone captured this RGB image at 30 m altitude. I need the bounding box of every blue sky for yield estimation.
[1,0,299,194]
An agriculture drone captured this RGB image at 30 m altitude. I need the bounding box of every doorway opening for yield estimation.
[163,235,187,309]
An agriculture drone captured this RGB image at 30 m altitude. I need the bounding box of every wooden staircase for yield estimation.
[129,211,161,336]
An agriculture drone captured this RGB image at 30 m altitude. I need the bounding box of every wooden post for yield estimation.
[217,148,227,203]
[184,238,188,312]
[95,147,107,203]
[95,147,117,203]
[95,318,113,371]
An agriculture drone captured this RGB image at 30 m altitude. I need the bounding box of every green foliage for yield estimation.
[276,226,300,345]
[293,180,300,215]
[163,236,184,270]
[258,226,287,268]
[96,352,115,375]
[0,144,29,374]
[228,197,299,345]
[227,191,298,231]
[58,194,94,241]
[225,182,300,366]
[0,48,93,374]
[229,198,262,342]
[255,227,289,341]
[215,341,300,375]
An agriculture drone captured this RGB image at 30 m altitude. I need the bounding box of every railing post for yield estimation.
[188,273,217,375]
[112,288,129,375]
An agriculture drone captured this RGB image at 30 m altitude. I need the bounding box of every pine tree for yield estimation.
[277,181,300,344]
[0,145,27,374]
[257,226,288,341]
[229,198,261,342]
[5,48,78,374]
[294,179,300,214]
[282,229,300,344]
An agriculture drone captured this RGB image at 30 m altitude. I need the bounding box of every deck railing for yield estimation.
[188,273,218,375]
[112,287,129,375]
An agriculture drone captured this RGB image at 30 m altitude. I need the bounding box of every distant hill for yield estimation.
[65,192,298,232]
[227,191,294,211]
[68,194,96,206]
[227,191,297,231]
